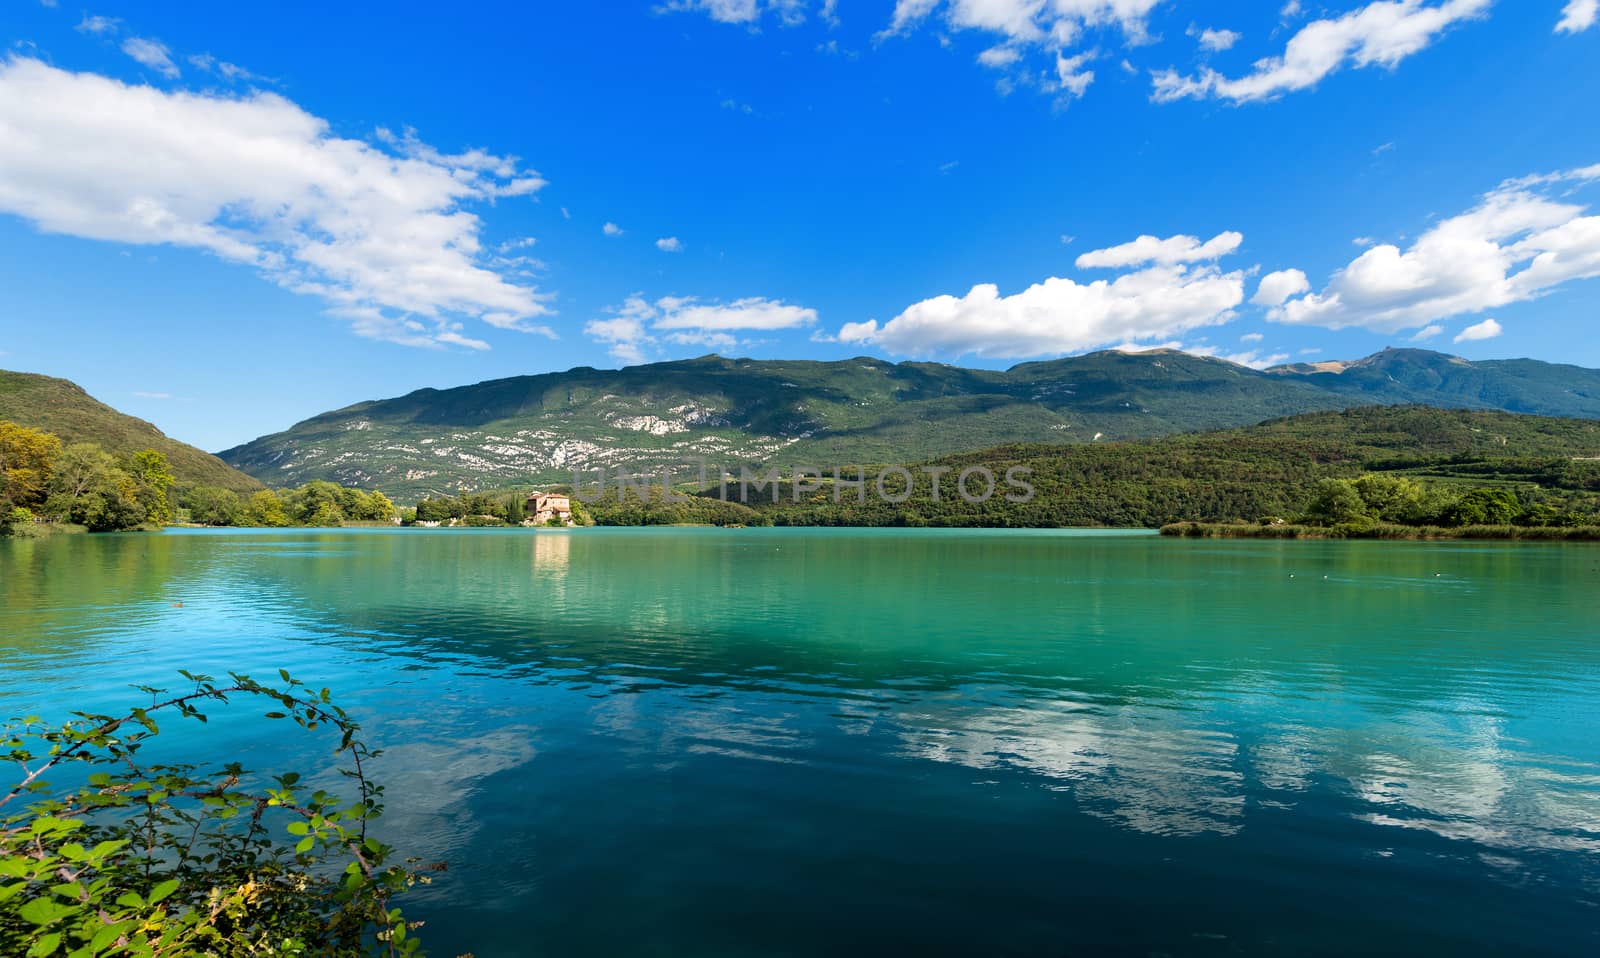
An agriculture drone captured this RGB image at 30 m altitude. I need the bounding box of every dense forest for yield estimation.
[0,420,395,534]
[577,407,1600,530]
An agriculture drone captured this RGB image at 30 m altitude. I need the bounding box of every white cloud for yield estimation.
[656,236,684,252]
[1252,268,1311,306]
[1139,341,1290,369]
[1152,0,1491,103]
[664,0,811,26]
[1239,331,1265,343]
[838,261,1247,360]
[585,302,656,365]
[652,295,816,330]
[836,228,1250,361]
[1076,230,1243,269]
[603,222,624,237]
[1052,50,1097,99]
[0,58,551,349]
[883,0,1163,42]
[1558,0,1597,32]
[1221,349,1291,368]
[186,53,263,84]
[1410,324,1444,340]
[133,391,176,400]
[1270,164,1600,333]
[75,15,119,34]
[1453,317,1502,342]
[121,37,180,78]
[978,45,1023,67]
[877,0,1158,101]
[1188,25,1241,52]
[586,294,818,364]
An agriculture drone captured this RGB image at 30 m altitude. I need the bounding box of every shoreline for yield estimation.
[1160,521,1600,541]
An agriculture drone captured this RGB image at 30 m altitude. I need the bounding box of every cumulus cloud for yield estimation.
[0,58,551,349]
[1453,317,1502,342]
[586,295,818,364]
[656,236,684,252]
[837,259,1247,360]
[603,222,624,237]
[1152,0,1490,103]
[1252,268,1311,306]
[1268,164,1600,333]
[1410,324,1444,340]
[121,37,180,78]
[1076,230,1243,269]
[1239,331,1265,343]
[1558,0,1597,32]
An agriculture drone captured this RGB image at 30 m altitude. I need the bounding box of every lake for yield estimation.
[2,528,1598,956]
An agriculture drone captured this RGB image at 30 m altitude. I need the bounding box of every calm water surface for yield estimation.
[2,528,1598,956]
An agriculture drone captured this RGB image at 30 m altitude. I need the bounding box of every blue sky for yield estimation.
[1,0,1598,451]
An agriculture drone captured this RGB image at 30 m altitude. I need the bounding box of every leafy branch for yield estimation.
[1,671,444,957]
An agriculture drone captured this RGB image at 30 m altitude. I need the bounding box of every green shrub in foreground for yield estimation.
[1,672,441,956]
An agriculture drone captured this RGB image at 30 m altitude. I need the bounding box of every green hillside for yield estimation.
[213,350,1346,500]
[219,348,1600,502]
[653,406,1600,529]
[0,371,262,494]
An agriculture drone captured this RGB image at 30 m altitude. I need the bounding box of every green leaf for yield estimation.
[91,920,129,951]
[0,857,31,878]
[90,839,129,859]
[295,835,315,854]
[148,878,180,905]
[24,931,61,957]
[286,821,310,836]
[18,896,74,926]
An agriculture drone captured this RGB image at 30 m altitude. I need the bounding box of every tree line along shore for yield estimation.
[6,406,1600,538]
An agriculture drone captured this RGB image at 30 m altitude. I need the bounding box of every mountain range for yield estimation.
[216,348,1600,501]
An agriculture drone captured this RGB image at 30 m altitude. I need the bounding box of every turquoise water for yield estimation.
[2,528,1599,955]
